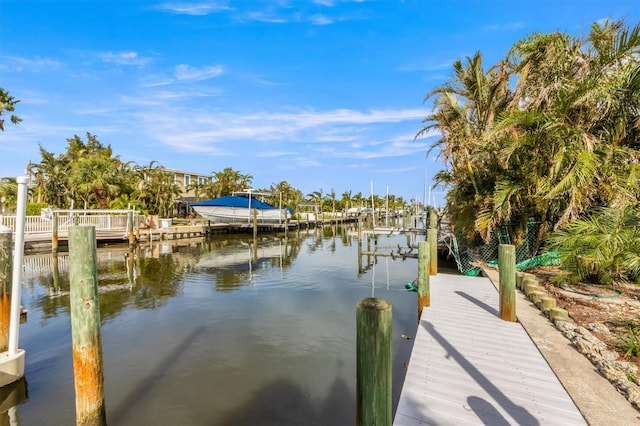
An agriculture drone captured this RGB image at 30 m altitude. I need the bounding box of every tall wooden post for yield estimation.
[356,298,392,426]
[68,225,106,426]
[127,211,135,248]
[498,244,516,322]
[0,231,12,352]
[428,207,438,229]
[357,218,363,274]
[427,229,438,275]
[418,241,430,316]
[253,208,258,239]
[52,212,59,254]
[135,212,140,241]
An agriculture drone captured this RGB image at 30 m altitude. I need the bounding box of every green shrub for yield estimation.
[546,205,640,286]
[26,202,49,216]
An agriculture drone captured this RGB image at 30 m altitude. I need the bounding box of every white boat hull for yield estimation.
[192,205,289,224]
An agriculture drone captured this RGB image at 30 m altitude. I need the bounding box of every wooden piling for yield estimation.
[427,229,437,275]
[52,212,59,254]
[428,207,438,229]
[498,244,516,322]
[127,211,135,248]
[356,297,392,426]
[68,225,106,426]
[253,209,258,239]
[418,241,430,315]
[0,231,12,352]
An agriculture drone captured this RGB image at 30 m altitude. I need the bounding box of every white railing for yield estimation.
[0,210,139,234]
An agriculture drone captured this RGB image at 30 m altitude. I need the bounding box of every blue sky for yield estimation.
[1,1,638,205]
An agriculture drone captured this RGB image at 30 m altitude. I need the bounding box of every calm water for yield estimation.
[9,225,423,425]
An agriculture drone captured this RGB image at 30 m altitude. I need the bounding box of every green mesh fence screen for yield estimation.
[447,222,558,276]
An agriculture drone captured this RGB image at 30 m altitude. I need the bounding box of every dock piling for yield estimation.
[356,297,392,426]
[68,225,107,426]
[52,212,59,254]
[418,241,430,315]
[498,244,517,322]
[427,229,438,275]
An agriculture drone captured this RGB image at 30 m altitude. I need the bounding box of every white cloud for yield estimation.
[242,11,288,23]
[308,14,334,25]
[1,56,60,72]
[136,107,428,162]
[156,1,234,16]
[99,51,151,66]
[314,0,336,6]
[174,64,224,81]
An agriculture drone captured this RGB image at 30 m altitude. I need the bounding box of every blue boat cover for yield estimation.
[191,195,278,210]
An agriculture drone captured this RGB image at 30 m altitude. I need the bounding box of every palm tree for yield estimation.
[210,167,253,198]
[32,144,71,208]
[489,19,640,246]
[306,189,324,218]
[340,190,353,212]
[270,180,303,215]
[324,188,337,214]
[133,161,180,216]
[416,51,511,243]
[0,87,22,131]
[69,156,122,209]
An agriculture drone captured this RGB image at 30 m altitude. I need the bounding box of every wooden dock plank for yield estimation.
[394,273,586,425]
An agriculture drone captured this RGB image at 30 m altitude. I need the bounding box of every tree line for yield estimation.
[420,19,640,285]
[0,128,411,218]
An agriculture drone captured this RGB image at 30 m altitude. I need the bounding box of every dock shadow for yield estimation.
[422,321,539,425]
[216,374,354,426]
[455,290,499,317]
[108,326,206,425]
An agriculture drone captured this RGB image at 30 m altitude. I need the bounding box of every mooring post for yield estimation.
[253,208,258,239]
[357,216,363,273]
[127,211,135,248]
[52,212,59,254]
[498,244,517,322]
[0,229,12,353]
[356,297,392,426]
[428,207,438,229]
[427,228,438,275]
[417,241,430,317]
[68,225,107,426]
[135,212,140,241]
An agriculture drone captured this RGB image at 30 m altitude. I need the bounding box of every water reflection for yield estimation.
[12,226,420,425]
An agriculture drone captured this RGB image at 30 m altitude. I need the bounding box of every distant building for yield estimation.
[164,168,213,217]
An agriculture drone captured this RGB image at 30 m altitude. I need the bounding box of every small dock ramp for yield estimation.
[394,274,586,425]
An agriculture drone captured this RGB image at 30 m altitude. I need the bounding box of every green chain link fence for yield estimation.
[448,222,559,276]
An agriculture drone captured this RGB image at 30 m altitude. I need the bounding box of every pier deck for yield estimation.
[394,273,586,425]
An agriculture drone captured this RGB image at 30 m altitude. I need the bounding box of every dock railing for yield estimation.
[0,209,139,235]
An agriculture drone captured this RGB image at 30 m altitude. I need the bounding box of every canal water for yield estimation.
[9,225,424,425]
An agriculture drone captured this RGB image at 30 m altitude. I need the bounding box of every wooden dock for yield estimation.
[394,273,587,425]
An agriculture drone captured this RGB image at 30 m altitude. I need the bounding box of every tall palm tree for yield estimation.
[490,19,640,245]
[69,156,122,209]
[210,167,253,198]
[416,51,511,243]
[0,87,22,131]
